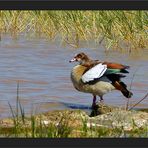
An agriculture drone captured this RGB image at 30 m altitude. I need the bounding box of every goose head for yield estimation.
[69,52,91,65]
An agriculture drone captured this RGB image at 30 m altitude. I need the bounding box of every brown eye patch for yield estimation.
[77,52,86,58]
[77,54,82,58]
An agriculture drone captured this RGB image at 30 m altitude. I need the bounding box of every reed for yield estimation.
[0,11,148,51]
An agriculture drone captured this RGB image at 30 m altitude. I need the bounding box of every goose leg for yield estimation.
[100,96,104,103]
[92,95,97,108]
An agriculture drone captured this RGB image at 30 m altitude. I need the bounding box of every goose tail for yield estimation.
[114,81,133,98]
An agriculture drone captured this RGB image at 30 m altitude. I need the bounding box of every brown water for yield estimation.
[0,35,147,118]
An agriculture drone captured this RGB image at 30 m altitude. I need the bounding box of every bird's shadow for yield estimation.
[62,102,99,117]
[62,102,92,110]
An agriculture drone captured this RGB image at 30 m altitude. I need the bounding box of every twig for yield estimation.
[125,66,140,110]
[125,98,130,111]
[16,81,19,121]
[128,92,148,111]
[129,66,141,91]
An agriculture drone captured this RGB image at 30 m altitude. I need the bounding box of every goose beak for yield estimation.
[69,58,77,63]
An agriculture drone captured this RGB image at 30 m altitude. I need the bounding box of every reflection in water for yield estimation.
[0,35,147,118]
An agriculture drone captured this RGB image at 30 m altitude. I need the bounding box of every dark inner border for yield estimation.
[0,1,148,10]
[0,0,148,147]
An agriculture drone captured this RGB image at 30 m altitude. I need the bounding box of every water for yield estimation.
[0,35,147,118]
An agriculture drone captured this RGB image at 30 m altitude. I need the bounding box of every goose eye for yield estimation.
[77,54,82,58]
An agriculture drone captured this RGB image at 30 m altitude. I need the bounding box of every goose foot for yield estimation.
[99,96,104,103]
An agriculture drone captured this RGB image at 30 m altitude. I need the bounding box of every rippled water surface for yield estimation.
[0,35,147,118]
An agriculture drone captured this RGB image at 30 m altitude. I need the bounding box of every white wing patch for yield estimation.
[81,63,107,83]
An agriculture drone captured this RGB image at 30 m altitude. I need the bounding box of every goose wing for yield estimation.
[81,63,107,83]
[104,62,129,69]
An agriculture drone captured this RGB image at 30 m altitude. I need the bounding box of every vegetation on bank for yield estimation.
[0,11,148,52]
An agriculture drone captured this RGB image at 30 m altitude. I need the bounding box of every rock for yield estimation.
[38,106,148,132]
[88,110,148,131]
[88,103,148,131]
[90,102,122,117]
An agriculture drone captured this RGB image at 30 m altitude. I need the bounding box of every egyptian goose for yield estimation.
[69,52,133,107]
